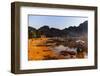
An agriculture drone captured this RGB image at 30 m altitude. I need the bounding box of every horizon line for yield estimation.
[28,20,88,30]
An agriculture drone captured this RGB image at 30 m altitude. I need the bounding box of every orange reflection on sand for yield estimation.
[28,38,56,60]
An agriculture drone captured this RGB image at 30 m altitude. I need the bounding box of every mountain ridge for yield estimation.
[28,21,88,38]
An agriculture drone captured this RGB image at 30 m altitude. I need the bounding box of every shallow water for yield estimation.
[28,38,87,60]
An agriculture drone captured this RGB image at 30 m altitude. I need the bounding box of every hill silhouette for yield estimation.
[28,21,88,38]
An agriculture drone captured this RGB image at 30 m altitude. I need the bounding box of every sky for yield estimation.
[28,15,88,30]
